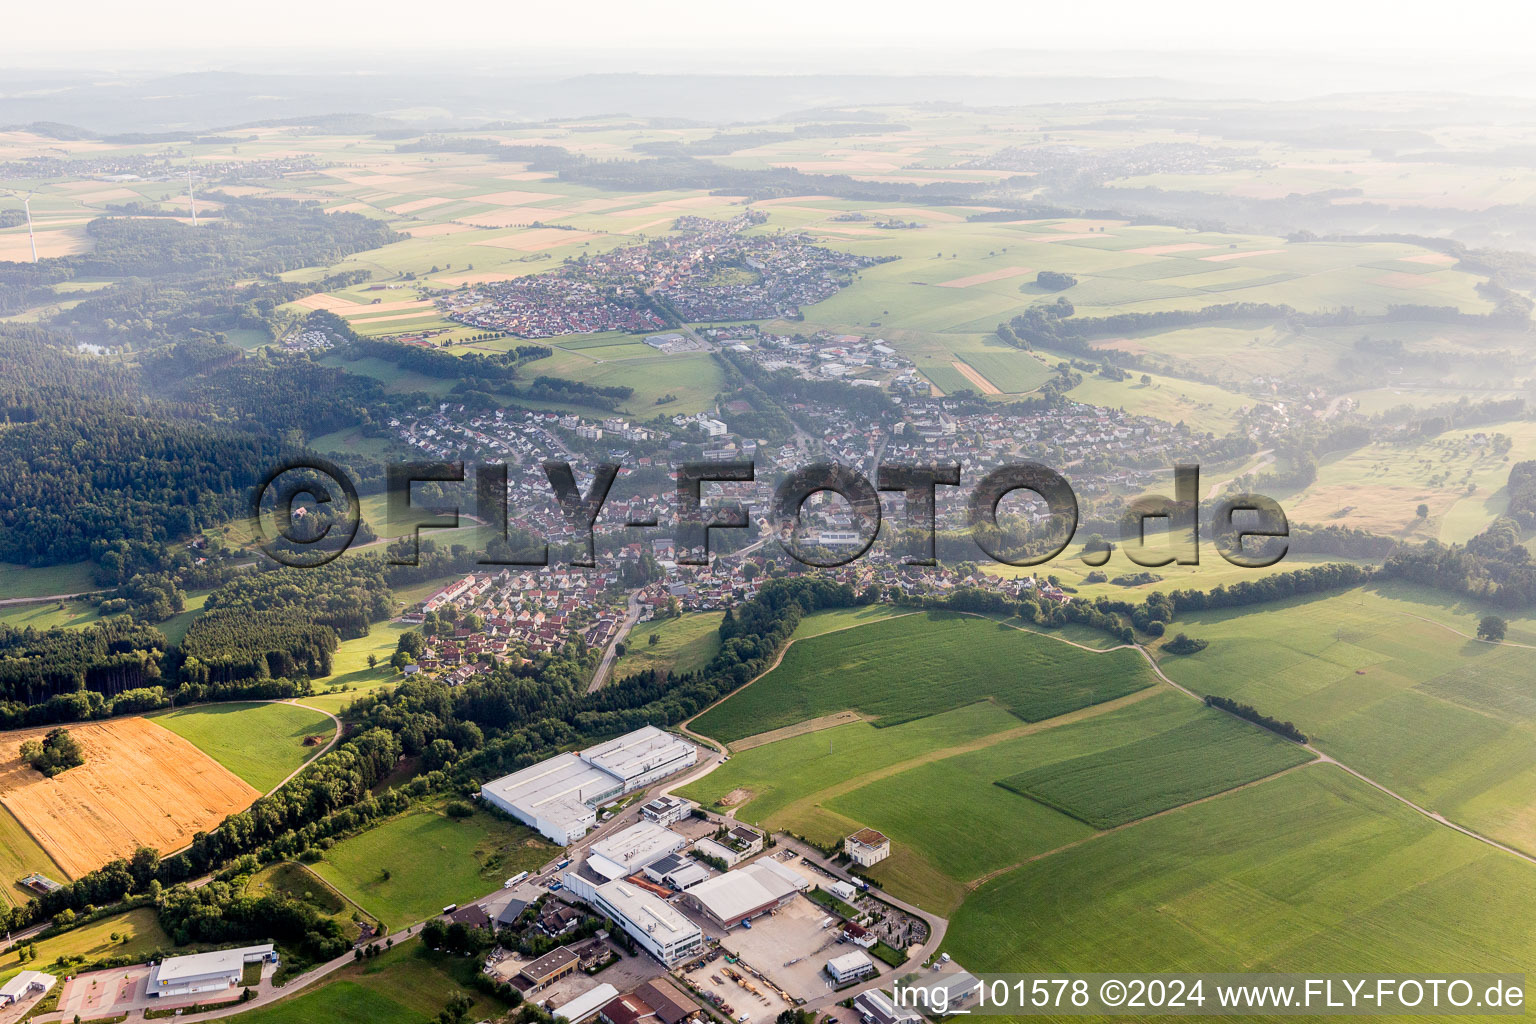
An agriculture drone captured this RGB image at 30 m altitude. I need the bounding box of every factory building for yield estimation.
[582,726,698,793]
[587,821,688,881]
[826,950,876,985]
[565,875,705,966]
[679,860,808,930]
[640,794,694,827]
[642,853,711,891]
[478,727,696,844]
[145,944,277,999]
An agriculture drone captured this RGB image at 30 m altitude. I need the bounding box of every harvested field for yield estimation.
[294,293,356,311]
[0,228,89,261]
[338,299,435,315]
[621,217,675,235]
[386,197,455,215]
[0,717,259,877]
[1401,252,1458,265]
[936,266,1034,288]
[952,360,1001,394]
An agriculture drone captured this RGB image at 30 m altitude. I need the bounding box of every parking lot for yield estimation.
[678,893,854,1021]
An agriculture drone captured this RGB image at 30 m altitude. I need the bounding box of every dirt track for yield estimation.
[0,718,259,877]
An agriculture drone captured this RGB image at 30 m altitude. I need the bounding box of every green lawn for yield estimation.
[613,612,723,680]
[1153,584,1536,856]
[0,806,65,908]
[946,766,1536,974]
[235,939,511,1024]
[0,560,99,600]
[0,906,169,986]
[689,611,1156,742]
[996,709,1314,828]
[150,702,336,792]
[309,805,555,926]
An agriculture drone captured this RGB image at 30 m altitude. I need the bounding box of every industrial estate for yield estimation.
[4,23,1536,1024]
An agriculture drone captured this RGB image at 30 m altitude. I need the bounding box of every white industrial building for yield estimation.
[587,821,688,881]
[479,752,623,845]
[479,728,696,845]
[554,983,620,1023]
[845,829,891,867]
[642,853,711,891]
[680,859,808,930]
[582,726,698,793]
[145,944,276,999]
[853,989,923,1024]
[826,950,876,985]
[0,971,55,1008]
[564,875,705,966]
[640,794,694,827]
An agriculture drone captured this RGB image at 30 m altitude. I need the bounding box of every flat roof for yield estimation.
[590,821,687,873]
[481,752,621,830]
[153,944,273,983]
[848,828,889,847]
[827,950,875,973]
[522,946,578,981]
[686,862,800,922]
[582,726,694,781]
[554,982,619,1023]
[596,879,700,948]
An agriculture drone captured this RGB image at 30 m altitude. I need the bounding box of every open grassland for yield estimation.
[300,622,413,714]
[0,717,258,877]
[946,766,1536,975]
[1278,421,1536,540]
[233,940,508,1024]
[0,905,170,987]
[310,805,554,926]
[0,560,98,600]
[789,604,911,639]
[0,598,104,632]
[996,710,1313,828]
[613,612,723,680]
[150,702,336,793]
[1155,583,1536,856]
[955,349,1053,393]
[0,804,64,908]
[688,611,1155,743]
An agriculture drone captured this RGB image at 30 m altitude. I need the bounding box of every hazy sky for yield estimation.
[12,0,1536,65]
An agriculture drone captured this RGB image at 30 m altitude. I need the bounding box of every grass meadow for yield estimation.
[150,702,336,792]
[945,766,1536,974]
[613,612,723,680]
[687,611,1155,742]
[233,940,510,1024]
[0,905,169,986]
[1154,583,1536,856]
[309,804,553,926]
[0,805,65,908]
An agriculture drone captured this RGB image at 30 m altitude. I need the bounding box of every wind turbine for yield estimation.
[2,189,39,261]
[186,167,199,226]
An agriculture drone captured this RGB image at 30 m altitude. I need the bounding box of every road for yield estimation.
[0,591,102,606]
[588,591,644,693]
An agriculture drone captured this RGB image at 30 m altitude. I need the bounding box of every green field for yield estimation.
[946,766,1536,974]
[613,611,723,680]
[789,604,911,639]
[232,940,507,1024]
[0,560,99,600]
[0,806,65,908]
[309,805,554,925]
[1154,583,1536,856]
[0,905,170,986]
[688,611,1156,742]
[956,349,1053,393]
[997,710,1314,828]
[150,702,336,792]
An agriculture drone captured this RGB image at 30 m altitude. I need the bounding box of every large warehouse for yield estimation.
[144,944,276,999]
[564,875,705,966]
[478,727,696,844]
[588,821,688,881]
[680,859,808,930]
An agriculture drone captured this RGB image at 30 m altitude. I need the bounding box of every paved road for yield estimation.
[588,591,644,693]
[0,591,102,606]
